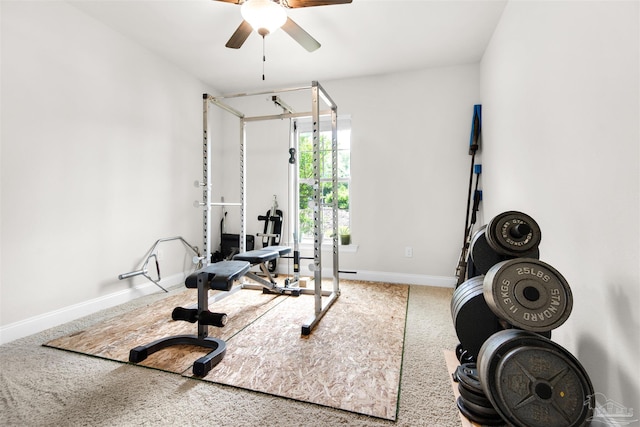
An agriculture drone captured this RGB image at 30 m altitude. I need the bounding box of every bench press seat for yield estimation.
[232,246,291,264]
[129,260,251,377]
[261,245,292,256]
[232,249,278,264]
[185,260,250,291]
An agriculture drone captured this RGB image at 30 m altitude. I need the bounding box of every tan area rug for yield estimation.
[45,280,409,421]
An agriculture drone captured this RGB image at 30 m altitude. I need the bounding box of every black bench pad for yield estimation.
[261,246,292,256]
[232,246,292,264]
[233,249,278,264]
[185,260,250,291]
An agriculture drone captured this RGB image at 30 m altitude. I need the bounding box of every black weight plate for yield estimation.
[451,276,483,318]
[470,226,510,274]
[477,330,594,427]
[466,252,481,280]
[460,348,475,364]
[497,345,592,427]
[506,325,552,340]
[458,382,493,407]
[460,394,500,416]
[451,280,486,325]
[456,363,484,395]
[456,343,465,361]
[452,276,504,359]
[478,330,532,399]
[486,211,542,256]
[484,258,573,332]
[456,397,506,426]
[471,225,540,276]
[458,374,483,396]
[455,343,476,364]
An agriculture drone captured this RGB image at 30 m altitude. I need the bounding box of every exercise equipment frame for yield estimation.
[200,81,340,335]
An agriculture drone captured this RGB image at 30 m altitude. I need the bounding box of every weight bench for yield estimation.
[233,246,300,296]
[129,260,250,377]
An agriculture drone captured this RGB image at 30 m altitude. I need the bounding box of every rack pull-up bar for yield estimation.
[213,85,312,100]
[242,110,333,123]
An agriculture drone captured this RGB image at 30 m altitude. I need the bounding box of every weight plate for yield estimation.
[478,330,527,399]
[456,343,465,360]
[485,211,542,256]
[471,226,540,275]
[484,258,573,332]
[471,226,510,274]
[506,325,552,340]
[458,382,493,408]
[477,330,594,427]
[451,276,487,321]
[456,363,484,395]
[456,397,506,426]
[460,394,500,416]
[452,276,504,359]
[451,276,484,318]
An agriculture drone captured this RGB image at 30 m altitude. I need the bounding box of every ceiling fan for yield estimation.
[215,0,353,52]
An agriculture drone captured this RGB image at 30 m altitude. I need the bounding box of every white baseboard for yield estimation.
[278,265,456,288]
[0,273,185,345]
[340,270,457,287]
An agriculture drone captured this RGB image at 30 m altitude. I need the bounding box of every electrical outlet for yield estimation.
[405,246,413,258]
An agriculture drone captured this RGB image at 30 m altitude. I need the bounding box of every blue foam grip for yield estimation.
[476,190,483,201]
[474,164,482,175]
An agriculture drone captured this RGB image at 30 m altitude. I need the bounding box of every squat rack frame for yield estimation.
[200,81,340,335]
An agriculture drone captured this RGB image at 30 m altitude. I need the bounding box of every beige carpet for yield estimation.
[1,283,461,427]
[44,280,409,421]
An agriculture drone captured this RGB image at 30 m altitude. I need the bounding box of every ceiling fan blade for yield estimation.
[226,20,252,49]
[283,0,352,8]
[281,17,320,52]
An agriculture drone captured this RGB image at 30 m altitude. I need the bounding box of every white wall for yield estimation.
[327,67,481,280]
[213,65,481,284]
[1,1,216,341]
[480,0,639,412]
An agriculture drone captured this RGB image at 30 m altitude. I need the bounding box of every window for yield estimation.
[296,117,351,242]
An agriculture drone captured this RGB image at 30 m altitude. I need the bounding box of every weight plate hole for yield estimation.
[509,223,532,239]
[523,286,540,302]
[535,382,553,400]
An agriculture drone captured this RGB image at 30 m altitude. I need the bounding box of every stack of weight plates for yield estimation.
[453,363,505,426]
[478,329,594,427]
[451,276,505,363]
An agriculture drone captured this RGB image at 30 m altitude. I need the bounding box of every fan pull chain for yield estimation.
[262,36,266,81]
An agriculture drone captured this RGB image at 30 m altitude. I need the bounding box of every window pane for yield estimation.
[338,150,350,178]
[299,183,314,210]
[299,134,313,180]
[297,119,350,241]
[321,150,332,179]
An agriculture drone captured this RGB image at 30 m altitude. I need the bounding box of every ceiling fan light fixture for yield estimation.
[241,0,287,36]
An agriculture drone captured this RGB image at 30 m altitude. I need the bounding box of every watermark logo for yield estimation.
[586,392,637,426]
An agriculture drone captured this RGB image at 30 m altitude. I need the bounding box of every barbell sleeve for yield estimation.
[118,269,145,280]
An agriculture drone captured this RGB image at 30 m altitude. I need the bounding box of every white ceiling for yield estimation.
[68,0,507,94]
